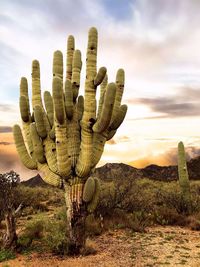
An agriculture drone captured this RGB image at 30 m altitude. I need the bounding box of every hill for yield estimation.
[22,155,200,187]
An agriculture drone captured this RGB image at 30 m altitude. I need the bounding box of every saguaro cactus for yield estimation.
[177,141,191,213]
[13,27,127,253]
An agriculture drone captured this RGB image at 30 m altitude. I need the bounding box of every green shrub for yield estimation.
[23,219,44,241]
[14,185,64,215]
[17,236,32,249]
[0,249,15,262]
[43,219,69,255]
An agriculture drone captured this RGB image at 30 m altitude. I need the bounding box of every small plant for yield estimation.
[23,219,44,240]
[0,249,15,262]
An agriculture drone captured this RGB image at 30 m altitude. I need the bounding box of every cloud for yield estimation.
[0,142,12,145]
[130,145,200,168]
[0,126,12,133]
[0,104,17,113]
[129,86,200,118]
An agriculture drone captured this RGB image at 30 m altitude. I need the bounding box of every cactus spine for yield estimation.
[13,27,127,253]
[178,141,191,213]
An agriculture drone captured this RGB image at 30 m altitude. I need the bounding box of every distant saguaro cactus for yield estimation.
[177,141,191,213]
[13,27,127,253]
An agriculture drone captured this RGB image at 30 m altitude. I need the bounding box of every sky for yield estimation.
[1,0,200,179]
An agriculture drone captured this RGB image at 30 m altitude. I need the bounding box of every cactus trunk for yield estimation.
[64,181,87,254]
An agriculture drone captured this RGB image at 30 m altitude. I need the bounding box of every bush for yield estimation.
[153,206,187,226]
[43,219,69,255]
[0,249,15,262]
[23,219,44,240]
[85,214,103,236]
[14,185,64,215]
[17,218,45,250]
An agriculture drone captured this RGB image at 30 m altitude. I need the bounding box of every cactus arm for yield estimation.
[43,137,58,174]
[87,177,100,213]
[97,73,108,118]
[77,95,84,121]
[32,60,43,108]
[19,96,30,123]
[76,27,98,177]
[68,106,81,168]
[108,104,128,131]
[83,177,95,202]
[30,123,46,164]
[94,67,107,87]
[65,79,73,120]
[49,125,55,139]
[38,162,62,188]
[92,133,107,168]
[53,50,63,81]
[19,78,34,155]
[112,69,125,120]
[106,129,116,141]
[53,77,65,124]
[20,77,29,105]
[13,124,37,169]
[34,105,47,138]
[44,91,54,127]
[93,83,116,133]
[53,77,71,177]
[66,35,75,80]
[71,50,82,101]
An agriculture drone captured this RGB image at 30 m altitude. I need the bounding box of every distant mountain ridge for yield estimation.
[22,156,200,187]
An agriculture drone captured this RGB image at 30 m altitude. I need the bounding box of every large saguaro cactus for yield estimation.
[13,27,127,253]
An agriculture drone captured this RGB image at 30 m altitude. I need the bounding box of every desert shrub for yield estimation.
[23,219,44,240]
[80,239,97,256]
[99,178,157,216]
[53,207,67,221]
[102,208,152,232]
[85,214,103,236]
[155,181,200,215]
[153,206,187,226]
[43,219,69,255]
[156,183,185,213]
[126,211,152,232]
[14,185,64,215]
[0,249,15,262]
[186,212,200,230]
[17,236,32,249]
[98,178,200,228]
[18,218,45,250]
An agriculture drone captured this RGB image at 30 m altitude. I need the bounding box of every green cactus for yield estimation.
[83,177,96,203]
[13,27,127,253]
[178,141,191,213]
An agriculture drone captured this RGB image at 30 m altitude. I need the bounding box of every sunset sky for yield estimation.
[1,0,200,179]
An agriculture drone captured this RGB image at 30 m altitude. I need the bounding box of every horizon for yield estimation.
[1,0,200,180]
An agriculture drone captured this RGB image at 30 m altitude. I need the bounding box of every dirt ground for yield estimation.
[2,226,200,267]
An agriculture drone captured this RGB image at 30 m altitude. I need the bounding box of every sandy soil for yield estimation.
[2,226,200,267]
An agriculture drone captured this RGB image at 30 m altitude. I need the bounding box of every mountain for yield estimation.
[22,156,200,187]
[21,174,47,187]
